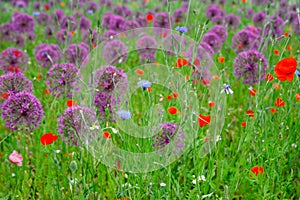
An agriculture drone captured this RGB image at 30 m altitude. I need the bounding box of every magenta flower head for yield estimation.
[35,44,63,68]
[233,50,268,85]
[51,9,65,26]
[0,48,28,73]
[11,12,35,33]
[86,1,98,13]
[0,72,33,106]
[232,29,260,53]
[206,4,225,20]
[14,34,24,48]
[136,34,158,56]
[60,15,78,31]
[9,150,23,167]
[264,15,284,37]
[79,16,91,31]
[153,12,173,36]
[253,11,266,26]
[0,23,14,41]
[56,29,73,44]
[1,92,43,132]
[153,122,185,154]
[58,106,98,146]
[113,5,133,19]
[225,14,240,30]
[44,26,55,39]
[102,40,128,65]
[46,63,81,98]
[64,42,90,67]
[201,32,223,54]
[82,29,103,46]
[173,8,186,23]
[208,25,228,43]
[36,12,50,26]
[211,16,225,25]
[136,16,148,27]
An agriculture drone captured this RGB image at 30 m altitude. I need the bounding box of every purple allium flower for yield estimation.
[233,50,268,85]
[136,16,148,27]
[294,21,300,36]
[113,5,133,19]
[14,34,24,47]
[0,23,14,41]
[44,25,55,39]
[46,63,81,98]
[14,1,27,8]
[247,8,254,18]
[225,14,240,30]
[116,110,131,120]
[285,11,298,25]
[253,11,266,26]
[33,2,40,10]
[60,15,78,31]
[101,12,114,29]
[201,32,222,53]
[211,16,225,25]
[99,0,113,8]
[153,122,185,153]
[126,20,140,30]
[26,32,36,41]
[79,16,91,31]
[36,12,50,26]
[136,35,158,55]
[102,40,127,65]
[11,12,34,33]
[0,72,33,106]
[58,106,97,146]
[153,12,173,29]
[206,4,225,20]
[137,80,152,90]
[56,29,73,44]
[103,29,118,40]
[94,92,117,122]
[92,65,128,94]
[82,29,103,45]
[35,44,63,68]
[86,1,98,13]
[265,15,285,37]
[232,29,260,53]
[208,25,227,43]
[1,92,43,132]
[51,9,64,26]
[0,48,28,73]
[251,0,269,5]
[173,8,185,23]
[139,53,156,64]
[64,42,90,67]
[186,42,215,65]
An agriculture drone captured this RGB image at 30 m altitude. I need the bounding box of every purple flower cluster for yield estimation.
[1,92,43,132]
[58,106,98,146]
[64,42,90,67]
[153,12,173,36]
[232,26,261,53]
[206,4,226,20]
[136,35,158,63]
[0,48,28,73]
[11,12,35,33]
[153,122,185,153]
[0,72,33,106]
[233,50,268,85]
[35,44,63,68]
[46,63,81,98]
[102,12,128,32]
[102,40,128,65]
[92,65,128,122]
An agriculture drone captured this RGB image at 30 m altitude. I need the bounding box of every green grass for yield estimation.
[0,0,299,199]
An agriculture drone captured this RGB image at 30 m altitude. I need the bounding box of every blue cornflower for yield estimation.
[116,110,132,120]
[87,10,93,15]
[221,84,233,94]
[175,26,188,34]
[33,12,40,16]
[137,80,152,90]
[296,69,300,77]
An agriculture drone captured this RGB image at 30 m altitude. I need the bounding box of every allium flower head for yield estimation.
[136,35,158,56]
[0,23,14,41]
[173,8,186,23]
[232,29,260,53]
[0,48,28,73]
[0,72,33,105]
[56,29,73,44]
[153,12,173,36]
[35,44,62,68]
[58,106,98,146]
[225,14,240,30]
[94,92,118,122]
[201,32,222,53]
[46,63,81,98]
[36,12,50,26]
[102,40,128,65]
[265,15,285,37]
[153,122,185,153]
[233,50,268,85]
[206,4,225,20]
[60,15,78,31]
[208,25,227,43]
[1,92,43,132]
[64,42,90,67]
[79,16,91,31]
[253,11,266,26]
[11,12,35,33]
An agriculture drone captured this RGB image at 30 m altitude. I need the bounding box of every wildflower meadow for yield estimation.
[0,0,299,199]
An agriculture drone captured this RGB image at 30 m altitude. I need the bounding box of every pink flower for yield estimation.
[9,150,23,166]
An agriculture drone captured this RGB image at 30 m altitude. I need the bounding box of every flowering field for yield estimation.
[0,0,299,199]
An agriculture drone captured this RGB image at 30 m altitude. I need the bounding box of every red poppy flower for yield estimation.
[198,114,210,127]
[44,4,49,10]
[275,98,285,107]
[273,49,280,56]
[250,166,264,178]
[103,132,111,139]
[208,101,215,107]
[274,57,297,82]
[147,87,152,92]
[270,108,276,113]
[241,121,246,127]
[66,100,78,107]
[218,56,225,63]
[249,88,257,96]
[265,73,274,82]
[0,93,9,100]
[296,93,300,101]
[175,58,188,68]
[40,133,58,145]
[45,89,51,94]
[166,95,172,100]
[146,13,154,21]
[173,92,178,98]
[246,110,254,118]
[135,69,144,76]
[168,107,178,115]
